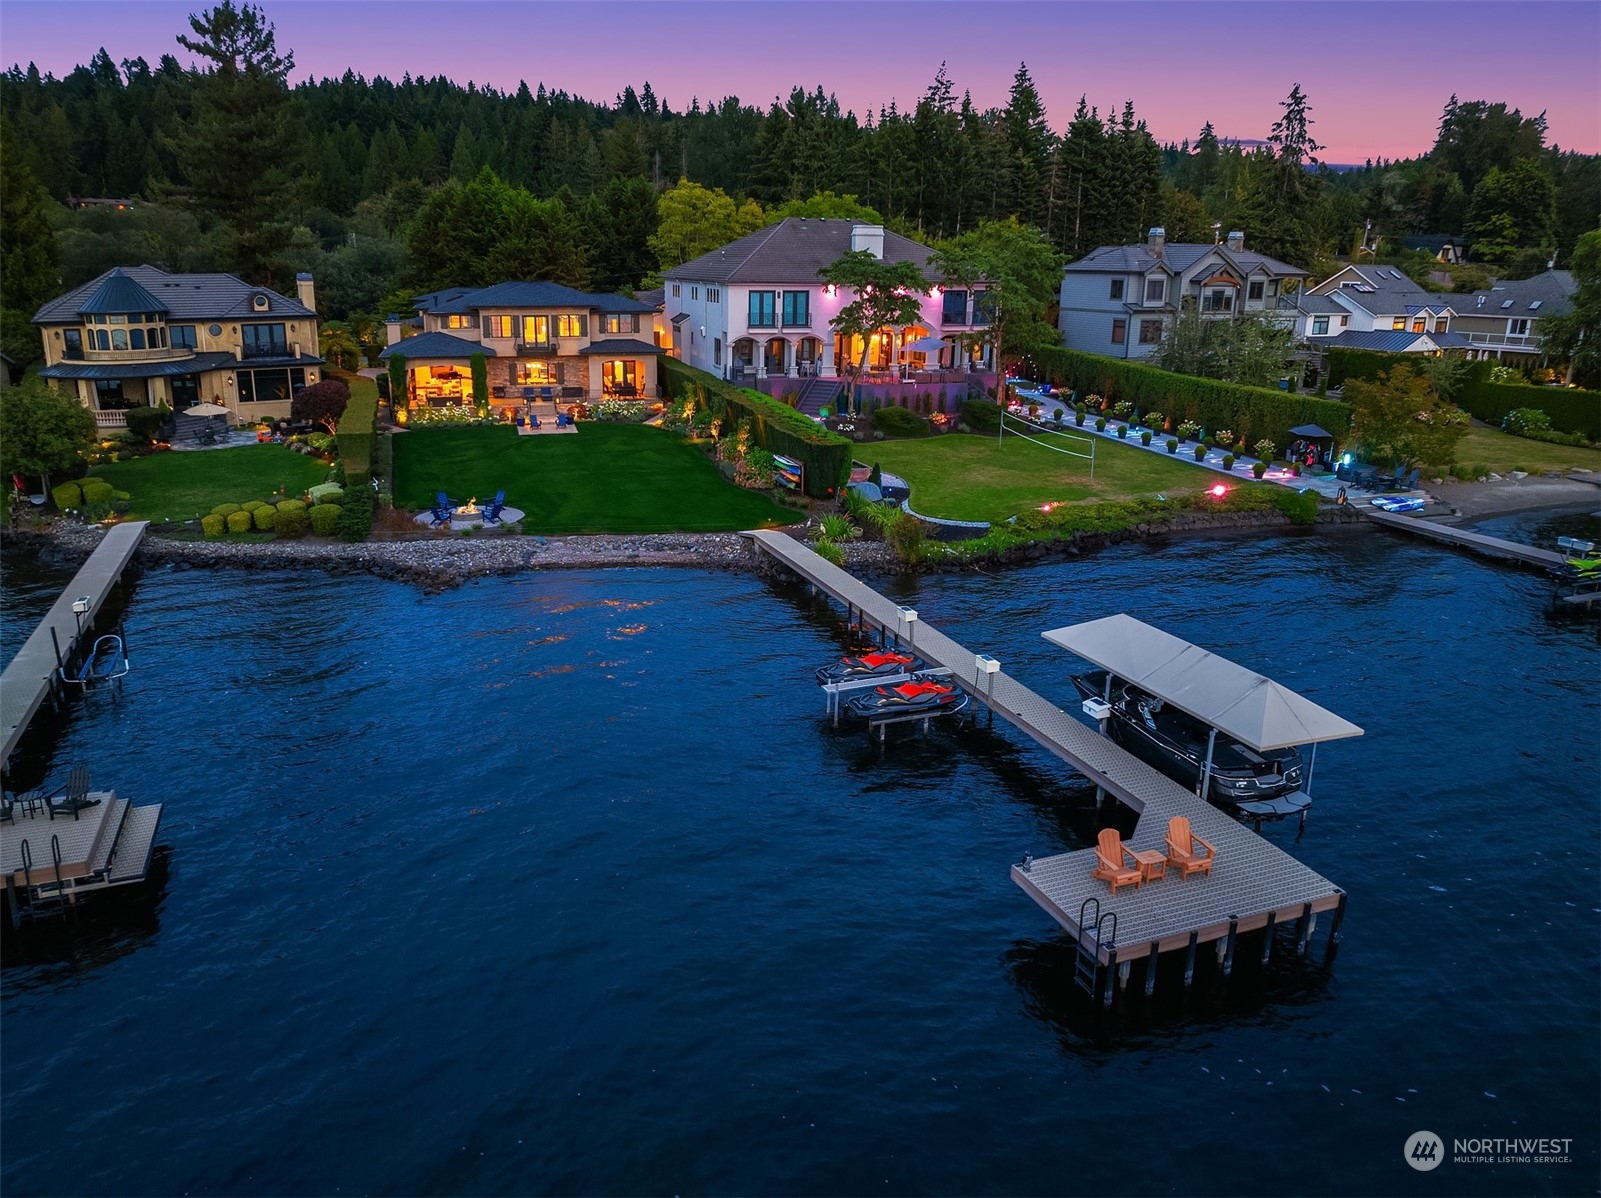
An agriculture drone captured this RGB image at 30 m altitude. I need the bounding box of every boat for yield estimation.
[58,633,129,689]
[815,650,925,685]
[845,675,970,721]
[1070,670,1305,806]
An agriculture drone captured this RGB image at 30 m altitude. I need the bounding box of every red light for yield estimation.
[1209,483,1228,498]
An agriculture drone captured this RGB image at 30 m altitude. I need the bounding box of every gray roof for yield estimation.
[1043,613,1363,751]
[379,331,495,361]
[1296,292,1347,316]
[39,351,238,380]
[1314,329,1470,352]
[1463,270,1576,318]
[1314,266,1451,318]
[632,287,665,311]
[76,269,168,316]
[577,338,664,356]
[1065,242,1306,279]
[666,219,939,285]
[33,265,316,324]
[416,282,655,315]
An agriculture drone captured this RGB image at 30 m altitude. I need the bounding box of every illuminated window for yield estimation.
[558,314,587,338]
[486,316,514,338]
[1393,317,1407,330]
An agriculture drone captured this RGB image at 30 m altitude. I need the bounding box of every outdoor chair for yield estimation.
[539,387,555,402]
[1398,467,1421,491]
[1090,827,1142,896]
[429,505,453,528]
[522,387,538,402]
[435,491,455,510]
[46,767,97,821]
[529,413,541,429]
[1164,816,1216,880]
[481,490,507,526]
[556,412,570,427]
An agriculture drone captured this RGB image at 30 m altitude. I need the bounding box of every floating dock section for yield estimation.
[1360,506,1566,571]
[747,530,1348,1002]
[2,789,163,923]
[1,521,146,770]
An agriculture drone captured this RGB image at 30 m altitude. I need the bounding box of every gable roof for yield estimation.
[414,281,655,316]
[1065,242,1306,279]
[1314,329,1470,352]
[34,265,317,324]
[666,218,940,285]
[1312,265,1452,317]
[379,331,495,361]
[1463,270,1577,318]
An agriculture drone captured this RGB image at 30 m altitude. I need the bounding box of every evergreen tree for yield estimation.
[1464,159,1557,263]
[1000,63,1053,230]
[0,112,61,314]
[1235,83,1323,266]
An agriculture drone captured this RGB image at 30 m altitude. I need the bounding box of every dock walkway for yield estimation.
[746,531,1344,978]
[1359,506,1564,570]
[2,521,146,769]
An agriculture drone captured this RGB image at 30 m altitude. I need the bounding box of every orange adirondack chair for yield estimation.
[1165,816,1216,879]
[1090,827,1142,895]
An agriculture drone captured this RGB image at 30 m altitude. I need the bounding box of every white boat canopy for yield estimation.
[1042,613,1364,752]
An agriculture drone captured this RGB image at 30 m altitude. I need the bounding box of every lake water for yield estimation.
[2,519,1597,1196]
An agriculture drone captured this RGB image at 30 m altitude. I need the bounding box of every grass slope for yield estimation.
[1451,425,1601,476]
[92,446,331,521]
[865,431,1224,521]
[392,424,801,533]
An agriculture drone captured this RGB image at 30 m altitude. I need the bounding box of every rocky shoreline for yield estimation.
[4,506,1370,590]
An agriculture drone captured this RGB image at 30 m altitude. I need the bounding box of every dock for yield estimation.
[1,521,146,770]
[2,789,163,922]
[1359,506,1565,571]
[747,530,1347,1001]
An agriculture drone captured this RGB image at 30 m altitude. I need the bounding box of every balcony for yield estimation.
[82,346,196,365]
[1463,331,1539,349]
[517,341,558,357]
[240,342,290,360]
[1200,298,1234,314]
[93,410,128,428]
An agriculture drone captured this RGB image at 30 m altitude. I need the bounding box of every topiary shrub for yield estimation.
[1074,405,1087,426]
[211,502,242,518]
[1223,454,1235,471]
[274,505,309,538]
[1166,438,1179,454]
[275,498,307,514]
[52,481,83,509]
[1140,430,1152,446]
[1252,462,1268,479]
[1193,444,1206,461]
[307,482,344,505]
[252,505,277,531]
[201,513,226,536]
[80,479,114,505]
[1117,425,1128,439]
[241,499,267,512]
[309,503,341,535]
[1095,416,1107,431]
[226,510,253,533]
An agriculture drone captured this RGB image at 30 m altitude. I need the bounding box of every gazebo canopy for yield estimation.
[1288,424,1335,439]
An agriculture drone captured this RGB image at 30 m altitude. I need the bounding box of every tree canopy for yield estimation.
[0,377,97,495]
[818,250,930,412]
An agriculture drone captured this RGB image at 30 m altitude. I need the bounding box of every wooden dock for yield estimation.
[1,521,146,770]
[1,789,163,921]
[746,530,1346,997]
[1360,506,1566,571]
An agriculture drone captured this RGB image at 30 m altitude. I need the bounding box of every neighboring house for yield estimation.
[664,219,993,388]
[33,266,324,427]
[1399,235,1467,265]
[1452,270,1576,361]
[381,281,662,409]
[1058,228,1308,359]
[1300,265,1470,354]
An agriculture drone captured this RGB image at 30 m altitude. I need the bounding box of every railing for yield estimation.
[1200,299,1234,314]
[62,346,85,361]
[240,343,290,360]
[81,346,195,364]
[94,410,128,428]
[1463,331,1539,348]
[516,341,558,356]
[941,313,969,327]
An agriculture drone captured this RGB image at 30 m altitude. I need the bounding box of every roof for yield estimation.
[577,338,664,356]
[76,269,168,316]
[1042,613,1363,751]
[1288,424,1335,439]
[33,266,316,324]
[1312,265,1451,317]
[1064,242,1306,279]
[1313,329,1470,352]
[666,219,940,285]
[1463,270,1577,318]
[379,331,495,361]
[632,287,665,311]
[1296,293,1347,316]
[38,351,238,380]
[416,282,655,315]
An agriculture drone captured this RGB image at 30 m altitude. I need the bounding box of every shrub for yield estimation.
[225,510,253,533]
[276,498,307,514]
[813,537,845,566]
[819,513,853,541]
[310,503,342,535]
[80,479,114,505]
[241,499,267,512]
[1117,425,1128,439]
[1222,454,1235,471]
[885,512,926,564]
[252,505,277,531]
[1254,438,1277,462]
[1166,438,1178,454]
[1074,405,1087,426]
[1502,407,1553,436]
[210,502,243,518]
[1252,462,1268,479]
[337,377,379,477]
[871,405,932,438]
[292,378,351,434]
[1095,416,1107,431]
[52,481,83,509]
[122,405,168,443]
[1193,444,1206,461]
[1140,430,1152,446]
[307,482,344,505]
[960,399,1001,433]
[335,480,374,542]
[201,513,225,536]
[274,505,309,537]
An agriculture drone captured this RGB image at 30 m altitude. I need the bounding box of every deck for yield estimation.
[1359,506,1565,570]
[745,530,1345,972]
[1,521,146,769]
[1,789,163,912]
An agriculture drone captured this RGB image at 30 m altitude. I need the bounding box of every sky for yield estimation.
[3,0,1598,164]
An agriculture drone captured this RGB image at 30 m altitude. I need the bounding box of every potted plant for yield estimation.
[1141,430,1153,446]
[1074,404,1087,427]
[1166,437,1179,454]
[1117,424,1128,439]
[1222,453,1235,471]
[1193,443,1206,461]
[1252,461,1268,479]
[1096,416,1107,432]
[1254,438,1277,464]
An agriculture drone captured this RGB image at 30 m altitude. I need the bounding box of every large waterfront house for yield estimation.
[33,266,324,426]
[1451,270,1576,362]
[663,219,994,412]
[1057,229,1308,359]
[1299,265,1470,354]
[381,282,662,411]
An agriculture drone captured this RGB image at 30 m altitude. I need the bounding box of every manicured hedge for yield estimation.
[337,376,379,478]
[1325,348,1398,390]
[226,510,253,533]
[52,481,82,508]
[310,503,342,535]
[335,484,374,542]
[1456,361,1601,440]
[663,359,851,498]
[1031,347,1351,452]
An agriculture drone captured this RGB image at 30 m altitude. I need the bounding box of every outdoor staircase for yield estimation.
[792,378,840,417]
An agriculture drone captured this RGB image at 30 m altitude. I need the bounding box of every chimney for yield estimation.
[295,271,316,313]
[1226,230,1244,252]
[1147,227,1166,254]
[851,223,885,260]
[385,314,403,347]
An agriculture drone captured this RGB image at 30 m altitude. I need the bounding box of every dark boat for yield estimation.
[1070,670,1304,806]
[815,650,925,685]
[845,675,970,720]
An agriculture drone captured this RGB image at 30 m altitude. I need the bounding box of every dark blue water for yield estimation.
[2,524,1596,1196]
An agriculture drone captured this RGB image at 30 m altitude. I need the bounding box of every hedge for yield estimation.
[1031,347,1352,453]
[1325,348,1398,390]
[201,513,225,536]
[337,376,379,477]
[335,484,374,542]
[81,479,115,505]
[310,503,342,535]
[470,352,489,417]
[252,505,277,531]
[226,510,253,533]
[663,359,851,498]
[1457,360,1601,440]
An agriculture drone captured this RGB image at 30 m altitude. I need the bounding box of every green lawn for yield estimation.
[1452,425,1601,476]
[91,446,332,522]
[866,432,1239,522]
[392,424,802,533]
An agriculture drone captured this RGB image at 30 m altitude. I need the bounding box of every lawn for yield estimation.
[865,431,1238,522]
[91,445,332,522]
[392,424,802,533]
[1450,425,1601,476]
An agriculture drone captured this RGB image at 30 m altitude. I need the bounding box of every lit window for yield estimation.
[1393,317,1407,330]
[602,314,638,335]
[486,316,514,339]
[1411,317,1426,333]
[558,314,587,338]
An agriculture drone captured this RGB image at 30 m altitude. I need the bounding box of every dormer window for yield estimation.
[252,293,270,312]
[1144,277,1165,304]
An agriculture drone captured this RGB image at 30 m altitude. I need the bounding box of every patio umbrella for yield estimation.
[1288,424,1334,439]
[902,335,950,355]
[178,403,231,418]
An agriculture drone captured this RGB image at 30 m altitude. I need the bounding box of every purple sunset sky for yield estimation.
[4,1,1598,163]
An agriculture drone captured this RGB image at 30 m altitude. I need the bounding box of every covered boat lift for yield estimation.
[1042,614,1363,824]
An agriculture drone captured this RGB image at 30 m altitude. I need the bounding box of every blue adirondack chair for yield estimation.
[481,490,507,526]
[429,503,453,527]
[556,411,570,427]
[529,413,541,429]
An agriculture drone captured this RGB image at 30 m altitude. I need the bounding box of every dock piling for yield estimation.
[1260,911,1276,964]
[1102,946,1119,1008]
[1144,942,1159,996]
[1184,931,1198,987]
[1296,902,1313,955]
[1223,917,1239,976]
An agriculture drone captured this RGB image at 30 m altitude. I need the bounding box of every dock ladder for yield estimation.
[1073,896,1116,994]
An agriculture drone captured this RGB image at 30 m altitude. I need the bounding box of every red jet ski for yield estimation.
[815,650,926,685]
